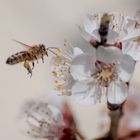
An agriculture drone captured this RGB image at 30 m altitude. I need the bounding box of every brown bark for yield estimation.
[95,106,123,140]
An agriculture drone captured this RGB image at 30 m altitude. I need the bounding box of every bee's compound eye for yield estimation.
[6,58,11,64]
[43,47,46,51]
[40,44,46,51]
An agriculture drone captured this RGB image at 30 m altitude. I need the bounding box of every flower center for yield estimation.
[93,62,116,87]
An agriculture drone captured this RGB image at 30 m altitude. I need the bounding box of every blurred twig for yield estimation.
[75,128,85,140]
[95,105,123,140]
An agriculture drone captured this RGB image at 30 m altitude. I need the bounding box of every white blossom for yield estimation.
[70,12,140,106]
[70,51,135,105]
[50,40,84,96]
[20,94,77,140]
[79,12,140,44]
[79,12,140,61]
[50,12,140,107]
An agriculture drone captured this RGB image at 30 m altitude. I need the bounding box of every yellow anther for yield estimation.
[61,89,71,95]
[54,63,60,66]
[55,80,58,83]
[112,25,116,29]
[93,14,99,20]
[56,84,63,89]
[55,53,62,58]
[52,71,62,77]
[64,60,69,65]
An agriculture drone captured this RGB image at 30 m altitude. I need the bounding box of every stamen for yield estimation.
[93,63,116,87]
[56,83,63,89]
[48,49,58,56]
[54,63,60,67]
[52,71,62,77]
[64,38,74,49]
[61,89,71,95]
[26,111,49,128]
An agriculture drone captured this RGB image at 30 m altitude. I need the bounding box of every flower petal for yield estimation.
[83,13,101,42]
[78,25,100,42]
[107,12,126,42]
[107,30,119,43]
[70,54,96,81]
[47,105,64,124]
[122,41,140,61]
[118,55,135,82]
[23,102,64,139]
[73,47,84,58]
[120,29,140,42]
[72,81,101,105]
[107,80,128,105]
[84,15,98,34]
[123,16,136,33]
[96,46,123,64]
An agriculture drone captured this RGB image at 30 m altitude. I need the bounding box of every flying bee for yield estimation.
[6,40,60,77]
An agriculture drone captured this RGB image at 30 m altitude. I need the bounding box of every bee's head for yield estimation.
[39,44,46,52]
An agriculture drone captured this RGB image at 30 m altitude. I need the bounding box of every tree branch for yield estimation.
[95,105,123,140]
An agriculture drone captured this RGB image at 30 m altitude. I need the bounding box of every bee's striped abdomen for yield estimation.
[6,51,31,65]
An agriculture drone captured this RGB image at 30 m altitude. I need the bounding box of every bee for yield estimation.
[6,40,60,77]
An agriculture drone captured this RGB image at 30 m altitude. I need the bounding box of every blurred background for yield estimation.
[0,0,139,139]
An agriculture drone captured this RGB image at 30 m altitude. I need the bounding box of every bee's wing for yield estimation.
[12,39,32,49]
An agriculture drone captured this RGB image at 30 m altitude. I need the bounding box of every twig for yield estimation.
[95,104,123,140]
[75,128,85,140]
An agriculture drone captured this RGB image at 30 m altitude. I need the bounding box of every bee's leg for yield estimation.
[41,54,44,63]
[34,56,39,64]
[32,62,35,70]
[32,52,39,64]
[24,61,32,77]
[45,51,48,56]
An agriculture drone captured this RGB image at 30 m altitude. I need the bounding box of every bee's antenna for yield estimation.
[47,47,60,51]
[47,49,58,55]
[46,47,61,56]
[12,39,32,48]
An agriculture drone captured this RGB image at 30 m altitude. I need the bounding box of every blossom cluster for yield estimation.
[20,95,81,140]
[51,12,140,109]
[21,11,140,140]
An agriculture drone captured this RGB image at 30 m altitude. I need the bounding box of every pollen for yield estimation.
[56,83,63,89]
[54,63,60,66]
[55,53,61,58]
[94,63,116,87]
[55,80,59,83]
[92,14,99,21]
[52,71,62,77]
[61,89,71,95]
